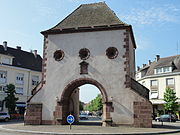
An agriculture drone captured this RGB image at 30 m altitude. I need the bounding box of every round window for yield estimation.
[53,50,64,61]
[79,48,90,60]
[106,47,118,59]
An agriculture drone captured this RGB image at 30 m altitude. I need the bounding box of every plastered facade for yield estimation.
[0,63,41,112]
[28,29,152,127]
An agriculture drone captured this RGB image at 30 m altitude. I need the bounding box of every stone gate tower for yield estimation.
[25,2,152,127]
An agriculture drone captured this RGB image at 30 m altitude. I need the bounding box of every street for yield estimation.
[0,131,41,135]
[0,120,180,135]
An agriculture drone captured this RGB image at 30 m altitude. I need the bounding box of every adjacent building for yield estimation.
[136,55,180,118]
[0,41,42,114]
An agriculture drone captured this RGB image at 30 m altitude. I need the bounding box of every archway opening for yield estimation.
[78,84,102,126]
[54,78,112,126]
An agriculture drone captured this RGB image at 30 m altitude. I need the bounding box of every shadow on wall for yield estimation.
[112,98,134,117]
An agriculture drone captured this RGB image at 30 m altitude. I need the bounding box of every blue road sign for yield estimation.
[67,114,75,124]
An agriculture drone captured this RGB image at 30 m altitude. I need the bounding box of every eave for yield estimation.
[41,24,137,48]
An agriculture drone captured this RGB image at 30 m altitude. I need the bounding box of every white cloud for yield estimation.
[119,5,180,25]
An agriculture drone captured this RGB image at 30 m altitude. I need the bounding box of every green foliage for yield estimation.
[163,87,179,114]
[84,94,102,112]
[4,84,19,114]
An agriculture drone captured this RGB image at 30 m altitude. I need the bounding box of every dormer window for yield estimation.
[0,55,13,65]
[155,66,172,74]
[163,67,170,72]
[2,57,11,64]
[156,68,162,74]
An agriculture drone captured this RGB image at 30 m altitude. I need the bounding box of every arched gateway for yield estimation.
[25,2,152,127]
[54,78,111,126]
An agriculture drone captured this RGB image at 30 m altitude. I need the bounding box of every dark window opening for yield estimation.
[80,61,88,74]
[79,48,90,60]
[54,50,64,61]
[106,47,118,59]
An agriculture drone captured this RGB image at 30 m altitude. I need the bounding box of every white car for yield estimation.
[79,113,88,120]
[0,112,10,121]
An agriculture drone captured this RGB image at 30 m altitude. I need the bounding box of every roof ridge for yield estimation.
[0,44,41,57]
[80,2,105,6]
[159,55,180,60]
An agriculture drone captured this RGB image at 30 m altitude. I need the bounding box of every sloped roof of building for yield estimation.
[139,55,180,76]
[41,2,136,48]
[0,45,42,72]
[51,2,127,30]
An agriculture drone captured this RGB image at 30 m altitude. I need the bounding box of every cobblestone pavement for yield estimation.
[0,121,180,135]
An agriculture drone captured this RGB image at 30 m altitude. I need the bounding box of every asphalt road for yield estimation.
[0,131,41,135]
[0,119,180,135]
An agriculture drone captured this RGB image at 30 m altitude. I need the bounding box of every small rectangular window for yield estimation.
[166,78,174,85]
[32,75,39,86]
[166,78,175,90]
[16,73,24,84]
[15,87,23,95]
[0,85,6,92]
[0,71,7,83]
[156,68,162,74]
[163,67,170,72]
[151,80,158,86]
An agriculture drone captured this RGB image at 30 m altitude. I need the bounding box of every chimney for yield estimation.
[3,41,7,51]
[156,55,160,61]
[148,60,151,65]
[137,66,140,71]
[16,46,21,50]
[32,50,37,58]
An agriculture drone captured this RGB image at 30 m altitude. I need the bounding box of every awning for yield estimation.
[16,103,26,107]
[150,93,158,99]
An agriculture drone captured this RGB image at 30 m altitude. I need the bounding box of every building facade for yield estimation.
[0,41,42,114]
[25,2,152,127]
[136,55,180,118]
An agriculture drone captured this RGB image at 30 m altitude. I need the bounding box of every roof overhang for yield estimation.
[41,24,137,48]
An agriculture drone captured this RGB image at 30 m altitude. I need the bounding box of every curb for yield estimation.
[1,126,180,135]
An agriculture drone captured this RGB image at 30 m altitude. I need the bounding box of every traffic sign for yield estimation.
[67,114,75,124]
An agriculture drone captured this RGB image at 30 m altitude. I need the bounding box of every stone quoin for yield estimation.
[25,2,152,127]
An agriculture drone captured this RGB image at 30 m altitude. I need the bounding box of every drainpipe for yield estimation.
[26,70,31,103]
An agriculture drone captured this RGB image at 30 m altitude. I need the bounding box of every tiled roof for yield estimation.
[41,2,136,48]
[139,55,180,76]
[0,45,42,72]
[50,2,127,30]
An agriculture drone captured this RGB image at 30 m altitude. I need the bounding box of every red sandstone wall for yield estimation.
[133,100,152,128]
[24,103,42,125]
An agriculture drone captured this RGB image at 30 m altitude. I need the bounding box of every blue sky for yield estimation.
[0,0,180,103]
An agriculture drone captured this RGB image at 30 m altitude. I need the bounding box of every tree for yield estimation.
[84,94,102,112]
[4,84,19,114]
[163,87,179,114]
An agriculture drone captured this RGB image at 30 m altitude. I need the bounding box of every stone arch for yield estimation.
[61,78,108,103]
[54,78,113,126]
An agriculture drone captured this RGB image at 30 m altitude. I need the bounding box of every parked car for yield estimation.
[79,113,88,120]
[0,112,10,122]
[155,114,177,122]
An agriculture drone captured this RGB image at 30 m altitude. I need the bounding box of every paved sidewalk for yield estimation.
[0,121,180,135]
